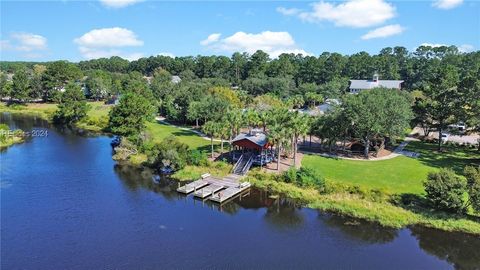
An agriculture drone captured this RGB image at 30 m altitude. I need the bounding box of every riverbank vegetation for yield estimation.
[0,123,24,149]
[247,168,480,235]
[1,45,479,233]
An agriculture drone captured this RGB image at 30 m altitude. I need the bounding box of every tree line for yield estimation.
[0,45,479,154]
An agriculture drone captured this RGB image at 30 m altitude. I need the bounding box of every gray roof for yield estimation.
[349,80,403,90]
[232,132,268,147]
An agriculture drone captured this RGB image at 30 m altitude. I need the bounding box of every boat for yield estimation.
[160,166,174,174]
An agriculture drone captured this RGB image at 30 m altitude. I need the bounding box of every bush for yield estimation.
[464,166,480,213]
[424,168,467,213]
[281,167,325,189]
[187,150,208,166]
[148,136,189,171]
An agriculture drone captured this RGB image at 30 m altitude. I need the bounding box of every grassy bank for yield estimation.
[302,142,479,195]
[0,131,24,149]
[0,102,111,132]
[246,170,480,235]
[172,162,232,181]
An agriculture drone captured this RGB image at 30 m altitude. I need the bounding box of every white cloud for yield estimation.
[158,52,175,58]
[432,0,463,9]
[200,33,221,46]
[74,27,143,48]
[74,27,143,60]
[1,32,47,58]
[2,32,47,52]
[276,7,301,16]
[201,31,310,58]
[99,0,142,8]
[296,0,396,28]
[458,44,474,53]
[361,24,405,40]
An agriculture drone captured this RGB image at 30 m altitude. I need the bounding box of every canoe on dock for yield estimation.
[193,184,224,198]
[209,182,251,203]
[176,179,209,194]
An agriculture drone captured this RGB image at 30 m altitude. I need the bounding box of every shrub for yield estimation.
[424,168,467,213]
[187,150,208,166]
[281,167,325,189]
[296,167,325,188]
[150,136,189,171]
[464,166,480,213]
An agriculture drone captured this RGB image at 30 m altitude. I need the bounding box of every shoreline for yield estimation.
[3,108,479,236]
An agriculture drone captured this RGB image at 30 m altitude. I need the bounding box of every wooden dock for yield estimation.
[176,179,209,194]
[177,173,251,203]
[209,182,251,203]
[193,184,224,198]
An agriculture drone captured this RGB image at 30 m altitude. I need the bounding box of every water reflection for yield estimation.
[319,214,398,244]
[411,226,480,270]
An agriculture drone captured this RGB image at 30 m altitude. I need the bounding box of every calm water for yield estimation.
[1,113,479,270]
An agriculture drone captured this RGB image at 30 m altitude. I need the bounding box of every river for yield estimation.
[1,113,479,270]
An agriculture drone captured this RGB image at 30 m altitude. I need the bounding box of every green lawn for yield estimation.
[145,121,217,151]
[302,141,479,195]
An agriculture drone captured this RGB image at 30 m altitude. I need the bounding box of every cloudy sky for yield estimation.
[1,0,478,61]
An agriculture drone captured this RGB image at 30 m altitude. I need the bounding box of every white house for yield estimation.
[349,73,403,94]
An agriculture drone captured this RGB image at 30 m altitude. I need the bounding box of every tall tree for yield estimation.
[344,88,413,159]
[422,64,460,150]
[108,92,155,137]
[53,83,89,124]
[12,68,31,103]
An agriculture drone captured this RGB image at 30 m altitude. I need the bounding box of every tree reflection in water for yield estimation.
[114,164,179,201]
[319,214,398,244]
[410,226,480,270]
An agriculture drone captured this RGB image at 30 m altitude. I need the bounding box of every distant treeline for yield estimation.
[1,45,478,91]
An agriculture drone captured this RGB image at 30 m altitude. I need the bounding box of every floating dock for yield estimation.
[209,182,251,203]
[193,184,224,198]
[176,179,209,194]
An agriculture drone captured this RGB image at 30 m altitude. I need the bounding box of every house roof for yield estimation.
[349,80,403,90]
[232,132,268,147]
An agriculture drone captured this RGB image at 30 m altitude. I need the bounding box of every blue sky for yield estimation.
[1,0,479,62]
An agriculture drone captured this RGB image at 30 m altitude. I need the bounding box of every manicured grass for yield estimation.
[302,155,432,195]
[404,141,480,175]
[145,121,217,151]
[302,141,479,195]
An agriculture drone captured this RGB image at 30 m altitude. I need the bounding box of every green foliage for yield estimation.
[53,83,89,124]
[343,88,413,158]
[12,68,31,102]
[424,168,467,213]
[187,149,208,166]
[42,61,83,101]
[282,167,325,189]
[108,92,155,136]
[464,166,480,213]
[85,70,112,100]
[148,136,189,170]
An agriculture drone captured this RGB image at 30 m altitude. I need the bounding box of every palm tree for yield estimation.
[202,121,220,158]
[289,112,310,167]
[268,124,284,171]
[244,109,260,133]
